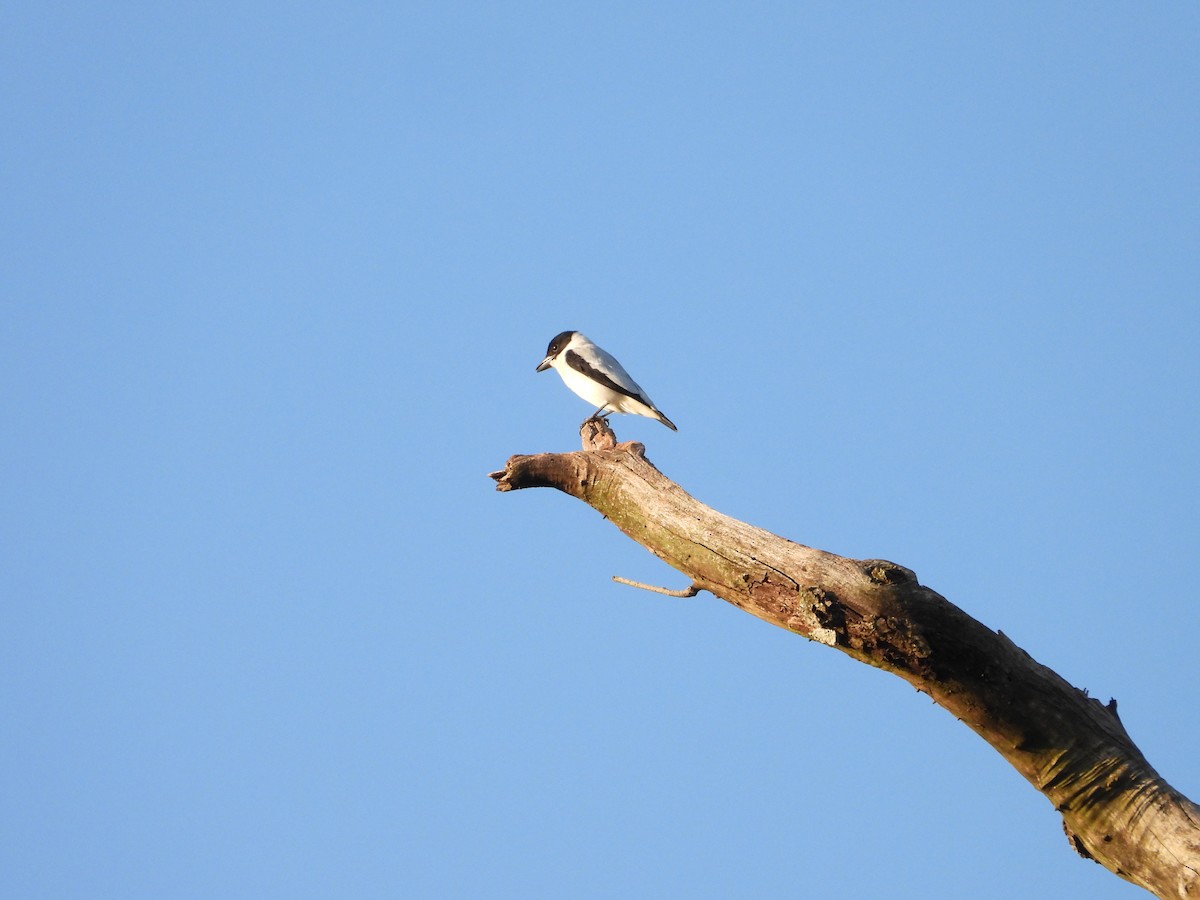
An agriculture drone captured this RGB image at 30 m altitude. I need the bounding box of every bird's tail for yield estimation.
[655,410,678,431]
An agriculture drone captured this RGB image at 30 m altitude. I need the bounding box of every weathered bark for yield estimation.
[490,420,1200,898]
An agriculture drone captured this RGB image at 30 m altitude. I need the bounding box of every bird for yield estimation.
[536,330,677,431]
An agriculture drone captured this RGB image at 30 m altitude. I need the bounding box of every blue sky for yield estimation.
[3,3,1197,897]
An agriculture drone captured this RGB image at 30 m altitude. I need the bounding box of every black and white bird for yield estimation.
[536,331,677,431]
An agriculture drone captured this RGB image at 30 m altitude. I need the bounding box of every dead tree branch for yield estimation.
[490,420,1200,898]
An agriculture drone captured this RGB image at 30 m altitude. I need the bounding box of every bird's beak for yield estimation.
[535,357,552,373]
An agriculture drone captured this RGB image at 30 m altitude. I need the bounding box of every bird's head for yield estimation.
[536,330,578,372]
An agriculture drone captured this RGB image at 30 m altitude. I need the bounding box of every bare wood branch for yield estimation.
[490,421,1200,898]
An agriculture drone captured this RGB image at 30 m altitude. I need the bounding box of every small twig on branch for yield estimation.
[612,576,702,597]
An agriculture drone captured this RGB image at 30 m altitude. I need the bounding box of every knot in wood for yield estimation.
[862,559,918,586]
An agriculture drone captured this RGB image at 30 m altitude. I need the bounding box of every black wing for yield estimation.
[565,349,646,402]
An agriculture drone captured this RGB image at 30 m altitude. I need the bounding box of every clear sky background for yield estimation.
[3,3,1197,898]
